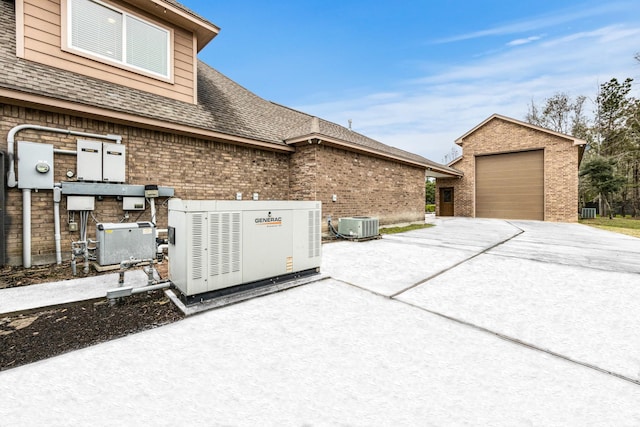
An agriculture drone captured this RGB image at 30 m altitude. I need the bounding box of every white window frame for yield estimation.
[66,0,172,81]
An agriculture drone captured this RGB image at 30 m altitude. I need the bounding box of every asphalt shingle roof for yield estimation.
[0,0,458,172]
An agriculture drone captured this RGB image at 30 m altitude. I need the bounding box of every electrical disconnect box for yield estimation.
[77,140,102,181]
[168,199,321,301]
[77,140,125,182]
[103,143,126,182]
[67,196,95,211]
[17,141,54,189]
[96,222,156,266]
[123,197,145,211]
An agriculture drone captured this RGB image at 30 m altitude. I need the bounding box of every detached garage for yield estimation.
[436,114,586,222]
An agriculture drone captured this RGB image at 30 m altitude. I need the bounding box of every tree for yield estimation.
[525,73,640,216]
[526,92,589,138]
[593,78,639,215]
[579,157,626,218]
[425,178,435,204]
[593,78,633,156]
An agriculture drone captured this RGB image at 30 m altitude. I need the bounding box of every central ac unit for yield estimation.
[338,216,379,238]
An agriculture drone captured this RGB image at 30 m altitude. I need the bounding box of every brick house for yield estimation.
[436,114,586,222]
[0,0,459,266]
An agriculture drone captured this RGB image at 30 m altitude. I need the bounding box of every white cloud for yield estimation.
[507,35,543,47]
[433,2,630,44]
[295,23,640,163]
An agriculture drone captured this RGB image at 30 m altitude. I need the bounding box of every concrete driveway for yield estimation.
[2,218,640,425]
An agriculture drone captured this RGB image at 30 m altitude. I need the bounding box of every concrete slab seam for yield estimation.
[484,251,640,275]
[396,299,640,388]
[330,278,392,299]
[388,223,525,298]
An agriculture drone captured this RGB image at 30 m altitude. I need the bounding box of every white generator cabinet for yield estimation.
[168,199,321,300]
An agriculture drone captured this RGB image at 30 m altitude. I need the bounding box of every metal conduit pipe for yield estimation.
[7,124,121,188]
[106,280,172,301]
[22,189,31,268]
[53,185,62,265]
[53,149,77,155]
[6,124,122,267]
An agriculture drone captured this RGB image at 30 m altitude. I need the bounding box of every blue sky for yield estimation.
[179,1,640,163]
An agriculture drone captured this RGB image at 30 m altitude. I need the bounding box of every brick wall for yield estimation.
[435,117,580,222]
[291,142,426,230]
[3,107,427,265]
[2,105,290,265]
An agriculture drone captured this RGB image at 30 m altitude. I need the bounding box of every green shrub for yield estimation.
[425,204,435,213]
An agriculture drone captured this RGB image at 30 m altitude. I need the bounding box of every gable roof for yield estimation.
[455,114,588,147]
[0,0,459,176]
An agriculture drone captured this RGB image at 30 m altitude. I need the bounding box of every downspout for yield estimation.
[6,124,122,267]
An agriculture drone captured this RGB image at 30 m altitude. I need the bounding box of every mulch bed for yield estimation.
[0,262,184,371]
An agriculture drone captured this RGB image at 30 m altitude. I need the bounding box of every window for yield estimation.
[442,188,453,203]
[68,0,170,78]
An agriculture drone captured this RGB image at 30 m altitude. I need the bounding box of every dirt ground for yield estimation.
[0,261,184,371]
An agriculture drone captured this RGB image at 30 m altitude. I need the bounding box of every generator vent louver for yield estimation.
[338,216,379,238]
[209,212,241,277]
[190,213,204,280]
[309,210,321,258]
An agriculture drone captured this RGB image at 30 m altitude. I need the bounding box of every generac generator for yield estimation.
[168,199,321,303]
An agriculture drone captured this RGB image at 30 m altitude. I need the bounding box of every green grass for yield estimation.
[380,223,434,235]
[579,216,640,238]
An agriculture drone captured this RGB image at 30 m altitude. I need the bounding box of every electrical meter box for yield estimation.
[77,140,102,181]
[96,222,156,266]
[17,141,54,189]
[103,143,126,182]
[168,199,321,300]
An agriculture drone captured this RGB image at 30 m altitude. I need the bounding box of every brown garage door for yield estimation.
[476,150,544,220]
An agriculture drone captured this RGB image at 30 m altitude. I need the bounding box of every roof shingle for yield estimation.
[0,0,458,173]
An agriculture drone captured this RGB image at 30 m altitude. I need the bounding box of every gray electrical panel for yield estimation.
[77,140,102,181]
[96,222,156,266]
[17,141,54,189]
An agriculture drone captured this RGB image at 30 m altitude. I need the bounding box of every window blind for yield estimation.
[69,0,170,78]
[70,0,122,61]
[126,15,168,77]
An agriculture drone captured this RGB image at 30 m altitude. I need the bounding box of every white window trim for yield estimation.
[64,0,173,82]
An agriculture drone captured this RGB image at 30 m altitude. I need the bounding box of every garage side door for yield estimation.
[476,150,544,220]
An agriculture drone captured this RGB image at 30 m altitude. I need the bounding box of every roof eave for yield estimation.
[456,113,587,146]
[0,87,294,153]
[286,133,463,177]
[127,0,220,51]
